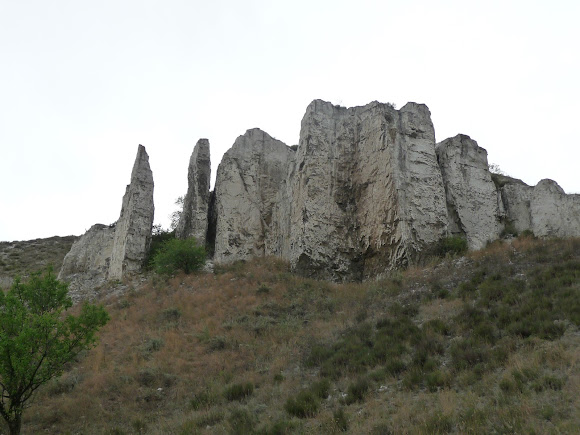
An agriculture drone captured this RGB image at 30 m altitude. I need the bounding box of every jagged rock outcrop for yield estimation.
[176,139,211,244]
[501,179,580,238]
[109,145,155,279]
[59,145,154,299]
[289,100,448,280]
[213,129,295,263]
[436,134,502,250]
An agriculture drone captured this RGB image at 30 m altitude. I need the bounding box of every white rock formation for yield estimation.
[288,100,448,280]
[59,145,154,298]
[501,179,580,238]
[436,134,502,249]
[109,145,155,279]
[213,128,295,263]
[176,139,211,244]
[57,224,115,289]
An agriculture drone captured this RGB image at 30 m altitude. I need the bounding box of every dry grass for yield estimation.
[3,237,580,434]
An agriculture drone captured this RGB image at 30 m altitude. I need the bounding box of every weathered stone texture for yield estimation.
[109,145,155,279]
[289,100,448,280]
[502,179,580,238]
[436,134,502,250]
[58,224,115,300]
[59,145,154,298]
[213,129,295,263]
[176,139,211,244]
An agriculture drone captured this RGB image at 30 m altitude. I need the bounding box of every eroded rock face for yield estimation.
[59,145,154,298]
[289,100,448,280]
[213,128,295,263]
[176,139,211,244]
[109,145,155,279]
[436,134,502,250]
[502,179,580,238]
[58,224,115,301]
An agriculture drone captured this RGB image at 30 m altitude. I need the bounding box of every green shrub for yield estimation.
[344,377,370,404]
[146,226,175,268]
[153,237,206,275]
[190,389,218,410]
[223,382,254,401]
[285,390,319,418]
[310,378,330,399]
[228,408,255,435]
[435,236,468,256]
[501,222,518,238]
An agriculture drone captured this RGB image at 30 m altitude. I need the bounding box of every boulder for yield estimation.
[175,139,211,245]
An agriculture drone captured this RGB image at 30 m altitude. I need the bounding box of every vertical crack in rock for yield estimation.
[289,100,448,281]
[436,134,501,249]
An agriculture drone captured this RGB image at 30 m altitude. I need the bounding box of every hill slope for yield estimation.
[5,236,580,434]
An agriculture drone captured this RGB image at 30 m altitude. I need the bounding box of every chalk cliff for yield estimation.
[59,99,580,289]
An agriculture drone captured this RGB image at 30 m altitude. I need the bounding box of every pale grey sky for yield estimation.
[1,0,579,242]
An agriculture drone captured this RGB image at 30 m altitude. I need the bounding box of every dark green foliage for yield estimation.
[0,268,109,434]
[435,236,468,257]
[284,390,319,418]
[146,226,175,269]
[153,237,206,275]
[223,383,254,401]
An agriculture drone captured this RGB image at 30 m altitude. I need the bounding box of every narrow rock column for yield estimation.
[109,145,155,279]
[436,134,502,249]
[176,139,211,245]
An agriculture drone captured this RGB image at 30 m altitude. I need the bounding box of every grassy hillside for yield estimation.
[0,236,77,287]
[4,236,580,434]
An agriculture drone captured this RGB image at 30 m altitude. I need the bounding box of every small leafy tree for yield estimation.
[169,196,184,231]
[153,237,206,275]
[0,268,109,434]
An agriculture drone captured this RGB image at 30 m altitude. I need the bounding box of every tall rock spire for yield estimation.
[176,139,211,245]
[59,145,154,300]
[109,145,155,279]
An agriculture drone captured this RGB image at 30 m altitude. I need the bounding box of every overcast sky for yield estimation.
[1,0,578,242]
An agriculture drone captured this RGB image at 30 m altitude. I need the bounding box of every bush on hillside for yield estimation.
[435,236,468,256]
[152,237,206,275]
